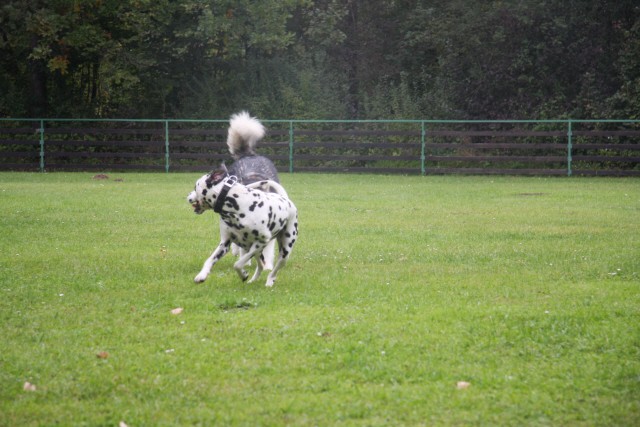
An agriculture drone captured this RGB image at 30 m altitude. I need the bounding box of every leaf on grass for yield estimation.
[456,381,471,389]
[171,307,184,315]
[23,382,37,391]
[96,351,109,359]
[119,422,129,427]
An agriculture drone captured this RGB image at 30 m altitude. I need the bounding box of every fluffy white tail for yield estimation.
[227,111,265,158]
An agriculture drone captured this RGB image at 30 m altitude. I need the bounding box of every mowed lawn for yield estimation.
[0,172,638,426]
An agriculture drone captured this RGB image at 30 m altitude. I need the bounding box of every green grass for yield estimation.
[1,172,639,426]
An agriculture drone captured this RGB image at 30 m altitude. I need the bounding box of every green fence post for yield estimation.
[567,120,573,176]
[164,120,170,173]
[38,119,45,172]
[288,121,294,173]
[421,121,426,176]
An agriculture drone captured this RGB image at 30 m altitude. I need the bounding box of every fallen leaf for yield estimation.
[119,422,129,427]
[96,351,109,359]
[456,381,471,389]
[23,382,37,391]
[171,307,184,315]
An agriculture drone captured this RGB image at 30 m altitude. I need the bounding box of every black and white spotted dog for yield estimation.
[187,168,298,287]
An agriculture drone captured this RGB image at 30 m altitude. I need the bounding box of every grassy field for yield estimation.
[0,172,638,426]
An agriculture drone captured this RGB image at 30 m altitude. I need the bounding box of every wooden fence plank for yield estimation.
[0,139,40,145]
[45,127,164,136]
[426,155,567,163]
[423,142,567,150]
[425,130,566,137]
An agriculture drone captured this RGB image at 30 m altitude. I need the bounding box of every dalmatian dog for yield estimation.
[187,168,298,287]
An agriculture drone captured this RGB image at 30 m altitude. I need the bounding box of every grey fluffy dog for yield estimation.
[226,111,280,185]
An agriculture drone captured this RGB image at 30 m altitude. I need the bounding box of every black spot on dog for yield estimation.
[226,197,240,211]
[239,213,245,218]
[249,201,258,211]
[232,193,239,198]
[202,189,208,196]
[289,239,296,248]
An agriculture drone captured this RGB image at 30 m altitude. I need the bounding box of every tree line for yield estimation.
[1,0,638,120]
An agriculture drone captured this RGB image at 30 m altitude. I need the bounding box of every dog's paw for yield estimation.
[194,273,208,283]
[265,278,275,287]
[238,270,249,282]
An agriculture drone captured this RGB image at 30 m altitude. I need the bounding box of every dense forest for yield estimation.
[1,0,638,120]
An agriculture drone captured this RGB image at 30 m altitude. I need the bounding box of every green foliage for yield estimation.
[0,1,638,119]
[0,172,638,425]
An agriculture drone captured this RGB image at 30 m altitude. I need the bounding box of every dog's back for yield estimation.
[226,111,279,184]
[228,155,279,184]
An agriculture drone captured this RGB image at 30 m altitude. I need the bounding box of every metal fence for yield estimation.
[1,118,639,176]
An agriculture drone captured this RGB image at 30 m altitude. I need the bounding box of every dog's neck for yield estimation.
[213,175,238,213]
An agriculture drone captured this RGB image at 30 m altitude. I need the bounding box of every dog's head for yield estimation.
[187,167,229,215]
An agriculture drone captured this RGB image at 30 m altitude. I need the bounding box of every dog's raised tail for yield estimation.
[227,111,265,158]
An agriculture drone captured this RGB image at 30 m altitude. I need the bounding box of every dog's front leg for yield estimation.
[194,239,231,283]
[247,251,265,284]
[233,243,265,282]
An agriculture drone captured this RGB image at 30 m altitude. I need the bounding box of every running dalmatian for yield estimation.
[187,168,298,287]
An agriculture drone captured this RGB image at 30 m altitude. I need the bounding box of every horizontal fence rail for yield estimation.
[0,119,639,176]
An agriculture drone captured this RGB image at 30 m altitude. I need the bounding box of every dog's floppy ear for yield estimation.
[205,168,228,188]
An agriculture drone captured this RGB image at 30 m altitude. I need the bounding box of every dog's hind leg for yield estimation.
[265,216,298,287]
[195,239,231,283]
[265,256,286,288]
